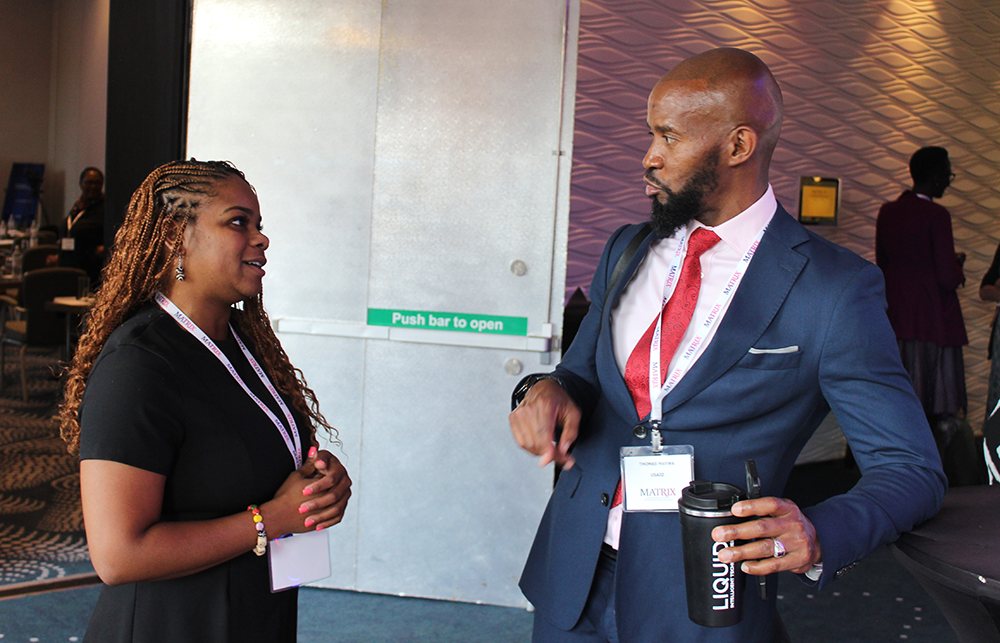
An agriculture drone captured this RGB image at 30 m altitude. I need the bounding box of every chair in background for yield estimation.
[22,245,59,273]
[13,245,63,305]
[0,267,86,401]
[36,229,58,246]
[0,244,60,301]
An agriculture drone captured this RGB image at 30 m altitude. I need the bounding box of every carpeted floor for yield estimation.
[0,346,94,588]
[0,548,958,643]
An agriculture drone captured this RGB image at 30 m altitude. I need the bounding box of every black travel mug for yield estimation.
[678,480,747,627]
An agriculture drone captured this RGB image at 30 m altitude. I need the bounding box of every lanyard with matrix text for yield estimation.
[155,292,302,468]
[646,224,768,425]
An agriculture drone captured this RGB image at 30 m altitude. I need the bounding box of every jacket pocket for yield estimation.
[555,465,582,498]
[737,346,802,370]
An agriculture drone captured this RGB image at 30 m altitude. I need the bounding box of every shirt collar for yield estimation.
[687,185,776,255]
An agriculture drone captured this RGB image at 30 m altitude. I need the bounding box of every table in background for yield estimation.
[0,275,23,317]
[44,296,94,359]
[891,484,1000,643]
[0,274,23,289]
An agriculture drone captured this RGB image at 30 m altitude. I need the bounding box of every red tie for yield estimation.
[612,227,720,508]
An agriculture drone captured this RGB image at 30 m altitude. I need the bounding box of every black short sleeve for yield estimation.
[79,343,184,475]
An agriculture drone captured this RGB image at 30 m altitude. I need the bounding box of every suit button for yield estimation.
[601,493,609,506]
[633,424,647,439]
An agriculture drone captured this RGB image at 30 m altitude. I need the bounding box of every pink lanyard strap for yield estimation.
[155,292,302,468]
[647,223,767,423]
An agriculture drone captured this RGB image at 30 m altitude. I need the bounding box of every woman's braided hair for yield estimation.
[60,159,339,455]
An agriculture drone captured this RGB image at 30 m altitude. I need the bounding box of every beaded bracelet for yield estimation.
[247,505,267,556]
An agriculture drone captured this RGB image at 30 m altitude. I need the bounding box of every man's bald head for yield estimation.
[655,48,783,163]
[643,48,784,228]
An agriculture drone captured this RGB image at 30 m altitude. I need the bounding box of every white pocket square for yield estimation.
[748,345,799,355]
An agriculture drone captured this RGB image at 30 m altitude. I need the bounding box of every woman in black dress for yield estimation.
[59,160,351,642]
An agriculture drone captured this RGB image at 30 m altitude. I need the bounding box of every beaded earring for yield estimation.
[175,254,185,281]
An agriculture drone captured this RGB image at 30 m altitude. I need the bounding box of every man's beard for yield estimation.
[647,153,720,237]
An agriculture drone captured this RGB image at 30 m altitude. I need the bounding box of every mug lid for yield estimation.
[680,480,745,511]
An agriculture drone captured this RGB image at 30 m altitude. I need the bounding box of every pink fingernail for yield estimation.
[303,487,313,495]
[299,505,309,514]
[304,518,314,527]
[308,446,318,458]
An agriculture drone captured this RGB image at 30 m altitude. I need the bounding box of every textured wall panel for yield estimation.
[568,0,1000,425]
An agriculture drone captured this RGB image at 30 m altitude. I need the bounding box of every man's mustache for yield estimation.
[644,170,669,193]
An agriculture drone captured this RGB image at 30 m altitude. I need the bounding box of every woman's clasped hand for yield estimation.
[268,446,352,535]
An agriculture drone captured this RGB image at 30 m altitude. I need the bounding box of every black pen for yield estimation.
[745,459,767,600]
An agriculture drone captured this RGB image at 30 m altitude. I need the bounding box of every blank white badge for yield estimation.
[268,529,332,592]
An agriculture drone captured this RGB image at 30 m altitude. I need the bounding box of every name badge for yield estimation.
[61,237,75,251]
[268,529,332,592]
[620,444,694,512]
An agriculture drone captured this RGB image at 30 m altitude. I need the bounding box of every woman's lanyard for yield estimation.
[66,209,86,233]
[154,292,302,468]
[646,224,768,424]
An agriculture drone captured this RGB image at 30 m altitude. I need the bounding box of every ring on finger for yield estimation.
[772,538,786,558]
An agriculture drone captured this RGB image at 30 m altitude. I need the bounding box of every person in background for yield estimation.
[59,159,351,642]
[985,407,1000,484]
[875,146,977,485]
[979,244,1000,418]
[59,166,106,284]
[978,244,1000,482]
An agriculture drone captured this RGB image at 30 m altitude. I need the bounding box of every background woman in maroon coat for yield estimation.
[875,146,976,484]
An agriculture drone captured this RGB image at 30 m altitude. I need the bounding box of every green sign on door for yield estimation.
[367,308,528,336]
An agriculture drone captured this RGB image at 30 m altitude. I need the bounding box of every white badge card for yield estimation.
[61,237,75,251]
[268,529,332,592]
[620,445,694,512]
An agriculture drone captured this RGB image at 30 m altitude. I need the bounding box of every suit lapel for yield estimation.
[661,206,810,415]
[598,228,657,424]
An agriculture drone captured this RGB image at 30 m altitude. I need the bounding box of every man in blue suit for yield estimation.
[509,48,945,642]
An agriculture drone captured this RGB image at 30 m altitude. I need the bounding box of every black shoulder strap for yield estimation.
[603,223,652,309]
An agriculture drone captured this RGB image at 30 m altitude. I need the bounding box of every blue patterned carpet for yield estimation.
[0,551,957,643]
[0,346,94,589]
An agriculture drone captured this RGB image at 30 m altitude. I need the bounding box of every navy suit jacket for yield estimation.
[519,206,946,642]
